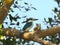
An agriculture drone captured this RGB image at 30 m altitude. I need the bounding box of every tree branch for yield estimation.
[0,0,14,24]
[33,38,57,45]
[0,26,60,45]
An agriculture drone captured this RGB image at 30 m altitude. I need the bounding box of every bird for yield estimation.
[19,18,38,36]
[22,18,38,32]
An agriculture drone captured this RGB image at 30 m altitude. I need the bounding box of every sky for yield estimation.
[4,0,57,29]
[3,0,57,45]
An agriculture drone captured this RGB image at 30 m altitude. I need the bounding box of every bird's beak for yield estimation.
[22,21,26,23]
[33,19,38,20]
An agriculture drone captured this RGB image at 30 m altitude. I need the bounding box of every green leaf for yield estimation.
[10,8,14,12]
[54,15,56,20]
[0,24,3,35]
[16,22,19,26]
[24,2,28,5]
[48,18,53,24]
[19,39,22,42]
[55,0,60,7]
[15,1,18,4]
[0,24,2,28]
[44,18,46,22]
[53,7,58,13]
[57,13,60,19]
[47,26,49,29]
[0,29,2,35]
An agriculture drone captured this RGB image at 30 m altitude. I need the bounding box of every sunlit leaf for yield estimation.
[10,8,14,12]
[0,35,5,40]
[0,24,2,28]
[0,29,2,35]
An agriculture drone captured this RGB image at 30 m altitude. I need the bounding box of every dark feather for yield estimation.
[23,22,32,31]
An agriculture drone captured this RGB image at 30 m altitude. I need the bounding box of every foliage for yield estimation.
[0,0,37,45]
[43,0,60,45]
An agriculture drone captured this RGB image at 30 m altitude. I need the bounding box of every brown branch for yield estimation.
[33,38,57,45]
[0,0,14,24]
[0,26,60,45]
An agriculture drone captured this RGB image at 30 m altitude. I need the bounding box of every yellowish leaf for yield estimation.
[0,24,2,28]
[0,35,5,40]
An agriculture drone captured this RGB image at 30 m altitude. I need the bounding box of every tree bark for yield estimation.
[0,0,14,24]
[1,26,60,45]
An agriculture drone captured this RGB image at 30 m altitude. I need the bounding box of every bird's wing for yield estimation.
[23,22,32,31]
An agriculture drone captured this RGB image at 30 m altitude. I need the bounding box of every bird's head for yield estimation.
[22,18,38,23]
